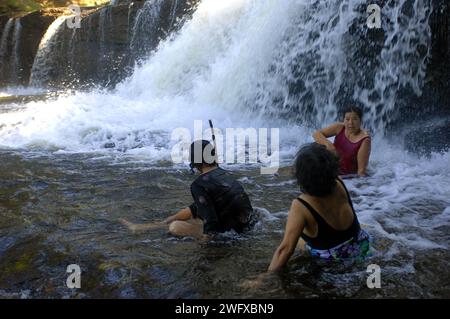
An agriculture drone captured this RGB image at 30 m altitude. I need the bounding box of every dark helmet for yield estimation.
[189,139,216,170]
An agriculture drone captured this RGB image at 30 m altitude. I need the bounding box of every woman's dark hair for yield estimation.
[341,106,363,120]
[294,143,339,197]
[190,139,216,170]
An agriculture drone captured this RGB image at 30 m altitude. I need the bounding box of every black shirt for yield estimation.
[189,167,253,234]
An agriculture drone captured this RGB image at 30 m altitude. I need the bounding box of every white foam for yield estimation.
[0,0,447,254]
[0,0,432,155]
[0,86,48,97]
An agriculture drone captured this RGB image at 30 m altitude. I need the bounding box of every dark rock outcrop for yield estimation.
[0,0,200,89]
[0,15,8,30]
[0,11,58,86]
[399,0,450,155]
[345,0,450,128]
[389,0,450,132]
[404,120,450,156]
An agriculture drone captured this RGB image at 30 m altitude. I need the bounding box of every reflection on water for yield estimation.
[0,151,449,298]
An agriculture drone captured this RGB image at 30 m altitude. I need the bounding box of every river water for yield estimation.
[0,0,449,298]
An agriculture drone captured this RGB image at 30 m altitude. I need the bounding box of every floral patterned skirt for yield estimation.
[306,229,372,262]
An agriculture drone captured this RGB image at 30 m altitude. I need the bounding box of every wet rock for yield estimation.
[104,142,116,148]
[0,15,8,30]
[0,10,58,86]
[0,0,200,89]
[384,0,450,130]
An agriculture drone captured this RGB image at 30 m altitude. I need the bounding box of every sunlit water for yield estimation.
[0,124,448,298]
[0,0,449,298]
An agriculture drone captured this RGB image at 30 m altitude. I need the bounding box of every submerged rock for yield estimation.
[104,142,116,148]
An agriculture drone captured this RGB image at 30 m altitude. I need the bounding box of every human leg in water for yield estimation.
[119,217,204,239]
[119,207,204,238]
[168,218,204,239]
[118,218,167,232]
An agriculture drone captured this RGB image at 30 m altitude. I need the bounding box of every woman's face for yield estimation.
[343,111,361,132]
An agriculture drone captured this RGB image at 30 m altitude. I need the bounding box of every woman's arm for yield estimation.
[357,137,371,176]
[268,199,306,271]
[239,201,307,289]
[312,123,344,152]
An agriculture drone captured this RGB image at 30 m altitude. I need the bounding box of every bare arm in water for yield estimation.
[268,199,306,271]
[240,199,307,289]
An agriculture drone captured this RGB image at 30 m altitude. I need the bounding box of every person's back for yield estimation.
[299,178,359,249]
[267,143,371,273]
[119,140,255,239]
[190,167,254,233]
[296,178,370,260]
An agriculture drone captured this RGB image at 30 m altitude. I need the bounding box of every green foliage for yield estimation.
[0,1,111,16]
[0,0,43,15]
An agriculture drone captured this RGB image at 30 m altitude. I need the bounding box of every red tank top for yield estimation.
[333,127,369,175]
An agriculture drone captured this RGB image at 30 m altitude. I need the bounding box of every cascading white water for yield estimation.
[0,0,298,154]
[0,19,13,54]
[11,18,22,83]
[0,0,436,151]
[356,0,432,130]
[0,18,14,80]
[29,16,69,87]
[25,1,176,89]
[68,27,77,69]
[249,0,431,131]
[168,0,180,27]
[98,6,115,83]
[129,0,164,60]
[0,18,24,84]
[0,0,448,272]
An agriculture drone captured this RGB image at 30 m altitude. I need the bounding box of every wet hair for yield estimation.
[342,106,363,121]
[294,143,339,197]
[190,139,217,170]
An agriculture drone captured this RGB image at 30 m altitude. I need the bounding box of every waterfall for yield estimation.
[26,1,175,88]
[130,0,164,61]
[11,18,23,83]
[2,1,196,89]
[68,27,77,73]
[169,0,180,27]
[98,6,115,84]
[0,0,435,151]
[0,18,14,83]
[29,16,69,87]
[246,0,432,131]
[0,19,13,54]
[357,0,432,130]
[0,18,23,85]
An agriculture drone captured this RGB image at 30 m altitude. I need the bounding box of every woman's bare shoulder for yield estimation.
[362,130,371,138]
[333,122,345,130]
[291,196,309,213]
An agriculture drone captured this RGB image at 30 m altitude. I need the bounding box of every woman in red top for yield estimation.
[313,107,371,176]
